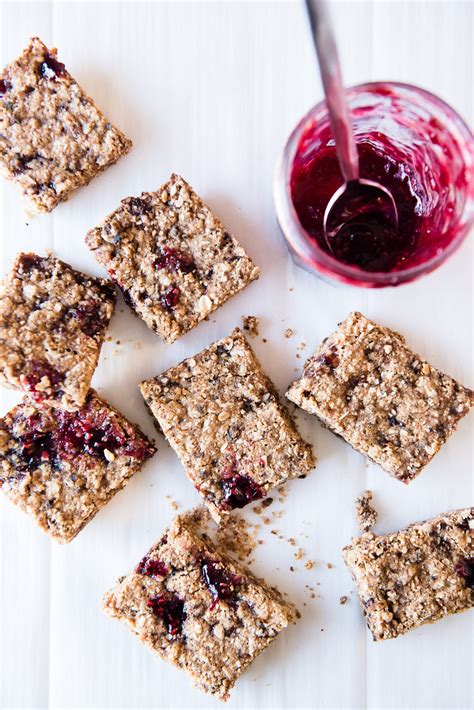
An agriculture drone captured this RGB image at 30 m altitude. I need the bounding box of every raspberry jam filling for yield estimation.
[455,557,474,589]
[70,301,105,337]
[40,54,66,80]
[289,84,472,275]
[136,555,168,578]
[221,472,263,509]
[155,247,195,274]
[21,360,64,402]
[147,594,186,636]
[18,253,45,273]
[13,397,154,468]
[160,285,180,311]
[0,79,12,95]
[201,559,240,610]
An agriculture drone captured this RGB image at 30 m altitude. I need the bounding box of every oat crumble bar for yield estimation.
[355,490,378,533]
[0,37,131,213]
[343,507,474,640]
[85,174,260,343]
[140,328,315,522]
[286,312,473,482]
[0,390,156,543]
[0,252,116,410]
[103,512,295,700]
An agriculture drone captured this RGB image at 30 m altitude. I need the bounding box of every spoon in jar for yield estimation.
[304,0,398,256]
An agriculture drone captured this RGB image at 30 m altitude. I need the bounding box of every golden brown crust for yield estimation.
[0,37,131,212]
[343,507,474,640]
[0,252,116,410]
[103,512,295,700]
[287,312,473,482]
[86,174,260,343]
[140,328,315,521]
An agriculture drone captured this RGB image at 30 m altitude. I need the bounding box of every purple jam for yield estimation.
[56,406,154,462]
[147,594,186,636]
[0,79,12,96]
[71,301,105,337]
[18,254,45,273]
[201,559,240,609]
[285,84,473,281]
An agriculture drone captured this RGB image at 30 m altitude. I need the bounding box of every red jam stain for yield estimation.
[71,301,105,337]
[221,472,263,509]
[201,559,240,610]
[21,360,64,402]
[136,555,168,578]
[155,247,195,274]
[220,450,263,509]
[40,54,66,80]
[290,85,470,274]
[18,254,45,273]
[13,396,155,468]
[56,404,155,462]
[147,594,186,636]
[0,79,12,95]
[455,557,474,589]
[161,285,180,311]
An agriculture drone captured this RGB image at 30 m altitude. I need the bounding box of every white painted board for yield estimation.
[0,2,472,708]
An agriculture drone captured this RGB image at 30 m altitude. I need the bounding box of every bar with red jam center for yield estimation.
[0,37,131,213]
[286,312,473,482]
[140,328,315,522]
[343,507,474,641]
[0,252,116,411]
[85,174,260,343]
[103,512,296,701]
[0,390,156,543]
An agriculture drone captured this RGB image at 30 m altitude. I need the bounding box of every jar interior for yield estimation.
[290,85,472,274]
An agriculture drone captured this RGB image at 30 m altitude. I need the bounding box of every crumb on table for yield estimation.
[242,315,260,337]
[355,490,378,532]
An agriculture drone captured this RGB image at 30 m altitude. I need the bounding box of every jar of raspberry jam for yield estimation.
[274,82,473,287]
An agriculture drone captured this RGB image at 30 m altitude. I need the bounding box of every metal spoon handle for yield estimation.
[304,0,359,182]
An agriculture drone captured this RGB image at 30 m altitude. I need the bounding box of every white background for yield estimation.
[0,1,472,708]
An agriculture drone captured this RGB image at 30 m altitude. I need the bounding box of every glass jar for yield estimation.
[274,82,473,287]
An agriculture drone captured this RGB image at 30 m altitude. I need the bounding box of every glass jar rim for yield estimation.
[274,80,474,286]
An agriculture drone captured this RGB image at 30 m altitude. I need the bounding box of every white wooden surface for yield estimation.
[0,1,473,708]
